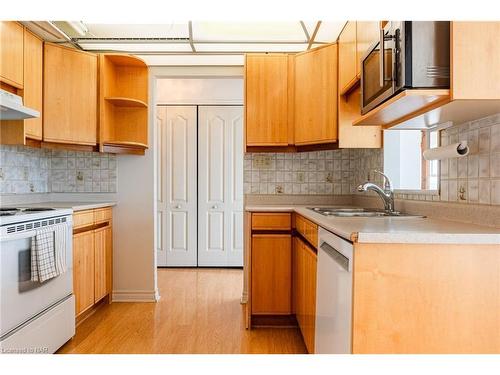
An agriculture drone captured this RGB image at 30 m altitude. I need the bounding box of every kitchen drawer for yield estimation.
[295,214,318,248]
[252,213,292,231]
[73,210,95,229]
[94,207,112,224]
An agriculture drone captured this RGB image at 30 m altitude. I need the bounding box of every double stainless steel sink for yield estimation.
[307,207,424,218]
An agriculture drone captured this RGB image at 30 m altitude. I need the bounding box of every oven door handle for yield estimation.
[379,28,385,87]
[0,230,38,242]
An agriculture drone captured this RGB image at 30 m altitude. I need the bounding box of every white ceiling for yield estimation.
[47,21,346,65]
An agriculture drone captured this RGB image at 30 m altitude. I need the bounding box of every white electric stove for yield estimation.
[0,206,75,354]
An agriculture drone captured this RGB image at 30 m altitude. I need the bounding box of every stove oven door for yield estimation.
[0,226,73,339]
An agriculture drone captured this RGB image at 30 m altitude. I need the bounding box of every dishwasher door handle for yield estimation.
[320,241,350,272]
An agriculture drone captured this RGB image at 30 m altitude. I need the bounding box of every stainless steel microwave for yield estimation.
[360,21,450,115]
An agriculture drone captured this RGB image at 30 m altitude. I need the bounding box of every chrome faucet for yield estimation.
[357,170,395,213]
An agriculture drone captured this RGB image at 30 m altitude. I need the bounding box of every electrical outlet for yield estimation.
[459,185,466,200]
[253,155,272,169]
[275,185,284,194]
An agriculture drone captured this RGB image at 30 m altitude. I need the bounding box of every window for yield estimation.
[383,129,440,191]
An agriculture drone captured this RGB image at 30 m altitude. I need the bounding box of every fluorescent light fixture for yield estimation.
[66,21,88,36]
[193,43,309,52]
[192,22,307,42]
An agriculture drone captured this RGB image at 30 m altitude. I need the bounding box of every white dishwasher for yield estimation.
[315,227,353,354]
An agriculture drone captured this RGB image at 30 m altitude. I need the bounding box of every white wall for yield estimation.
[112,66,243,301]
[157,78,243,104]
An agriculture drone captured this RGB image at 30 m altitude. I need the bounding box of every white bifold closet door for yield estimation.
[157,106,198,267]
[198,106,244,267]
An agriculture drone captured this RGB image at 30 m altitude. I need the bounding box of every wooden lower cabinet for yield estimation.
[251,234,292,314]
[293,236,317,354]
[72,208,113,319]
[73,231,95,315]
[94,225,112,303]
[352,242,500,353]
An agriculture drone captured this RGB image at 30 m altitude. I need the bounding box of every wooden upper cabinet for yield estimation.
[451,22,500,100]
[23,29,43,140]
[43,43,98,146]
[294,44,338,145]
[338,86,381,148]
[245,54,290,147]
[0,22,24,88]
[337,21,382,148]
[338,21,357,94]
[356,21,380,76]
[99,54,149,154]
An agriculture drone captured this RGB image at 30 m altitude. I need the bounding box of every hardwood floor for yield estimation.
[58,268,307,354]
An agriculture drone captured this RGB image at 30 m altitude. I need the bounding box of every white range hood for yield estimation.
[0,89,40,120]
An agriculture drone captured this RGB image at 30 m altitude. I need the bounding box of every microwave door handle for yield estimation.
[379,28,385,87]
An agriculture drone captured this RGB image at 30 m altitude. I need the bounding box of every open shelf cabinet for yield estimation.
[99,54,149,155]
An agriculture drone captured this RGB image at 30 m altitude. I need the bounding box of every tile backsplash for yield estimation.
[245,112,500,206]
[244,149,376,195]
[439,113,500,205]
[353,113,500,206]
[0,145,117,194]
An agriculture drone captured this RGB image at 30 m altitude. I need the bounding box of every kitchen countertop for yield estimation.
[4,201,116,212]
[246,204,500,245]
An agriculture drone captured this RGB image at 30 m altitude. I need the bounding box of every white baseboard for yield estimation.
[112,289,158,302]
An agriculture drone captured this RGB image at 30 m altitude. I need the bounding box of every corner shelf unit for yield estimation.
[99,54,149,155]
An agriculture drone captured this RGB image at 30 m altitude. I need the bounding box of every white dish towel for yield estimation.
[31,222,69,283]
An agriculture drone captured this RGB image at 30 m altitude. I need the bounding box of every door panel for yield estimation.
[94,227,107,303]
[251,234,292,314]
[157,106,197,266]
[198,106,244,266]
[73,231,95,316]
